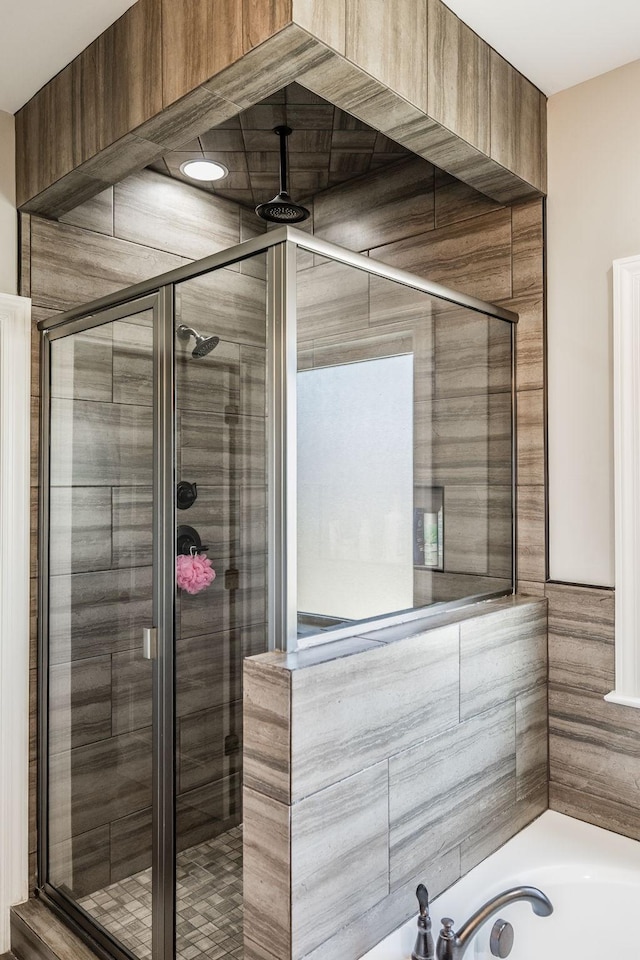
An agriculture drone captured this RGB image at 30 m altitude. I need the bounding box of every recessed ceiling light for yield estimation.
[179,159,228,182]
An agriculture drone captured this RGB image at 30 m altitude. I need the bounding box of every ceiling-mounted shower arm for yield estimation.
[255,125,310,224]
[276,125,291,196]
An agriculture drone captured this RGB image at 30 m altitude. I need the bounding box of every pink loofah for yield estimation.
[176,553,216,594]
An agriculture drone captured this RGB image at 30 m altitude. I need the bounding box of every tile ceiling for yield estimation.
[148,82,412,210]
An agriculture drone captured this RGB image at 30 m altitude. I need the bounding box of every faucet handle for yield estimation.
[416,884,430,917]
[412,884,435,960]
[439,918,456,939]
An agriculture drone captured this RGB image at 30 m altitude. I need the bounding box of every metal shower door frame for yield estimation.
[37,290,178,960]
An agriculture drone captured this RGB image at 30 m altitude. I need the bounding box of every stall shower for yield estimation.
[37,228,516,960]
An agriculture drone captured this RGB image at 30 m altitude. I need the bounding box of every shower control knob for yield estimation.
[490,919,514,958]
[177,481,198,510]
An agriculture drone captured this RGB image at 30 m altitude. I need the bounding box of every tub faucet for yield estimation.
[435,886,553,960]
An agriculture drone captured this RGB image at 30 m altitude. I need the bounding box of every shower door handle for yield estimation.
[142,627,157,660]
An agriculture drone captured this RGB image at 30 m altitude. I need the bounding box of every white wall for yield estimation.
[0,110,16,296]
[547,58,640,587]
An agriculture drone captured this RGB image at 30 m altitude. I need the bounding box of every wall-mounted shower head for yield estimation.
[177,324,220,358]
[255,126,310,224]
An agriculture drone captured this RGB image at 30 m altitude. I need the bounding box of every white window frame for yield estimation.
[0,293,31,948]
[606,255,640,709]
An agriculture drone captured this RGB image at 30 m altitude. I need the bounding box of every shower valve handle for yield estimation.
[177,480,198,509]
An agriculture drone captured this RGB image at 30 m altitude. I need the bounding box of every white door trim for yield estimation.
[0,292,31,950]
[606,254,640,709]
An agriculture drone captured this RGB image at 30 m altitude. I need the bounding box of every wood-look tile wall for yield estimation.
[16,0,546,218]
[546,583,640,839]
[298,154,546,596]
[22,110,548,926]
[243,596,548,960]
[23,170,269,895]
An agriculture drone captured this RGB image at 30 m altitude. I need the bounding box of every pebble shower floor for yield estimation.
[78,825,243,960]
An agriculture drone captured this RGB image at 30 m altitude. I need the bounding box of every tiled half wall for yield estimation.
[243,596,548,960]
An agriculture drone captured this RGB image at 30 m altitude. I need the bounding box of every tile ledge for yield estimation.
[250,595,546,672]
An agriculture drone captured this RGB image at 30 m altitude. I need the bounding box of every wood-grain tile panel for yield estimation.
[243,0,293,51]
[15,64,77,207]
[244,788,292,960]
[427,0,490,154]
[415,392,512,487]
[293,0,346,53]
[79,0,162,156]
[49,487,112,575]
[243,661,291,803]
[512,198,544,296]
[549,683,640,810]
[30,216,187,312]
[179,700,242,792]
[60,186,114,236]
[49,656,112,753]
[517,388,545,485]
[442,484,512,578]
[313,156,435,252]
[370,207,512,304]
[12,896,105,960]
[162,0,243,107]
[546,583,614,693]
[114,170,240,259]
[516,685,548,799]
[19,213,31,298]
[490,51,544,190]
[176,266,267,349]
[516,485,545,582]
[434,306,511,400]
[297,258,369,341]
[434,169,503,228]
[495,292,544,392]
[48,566,153,664]
[517,580,545,597]
[49,729,152,841]
[460,783,547,874]
[459,599,546,719]
[49,398,152,487]
[389,701,515,888]
[346,0,427,110]
[289,625,459,799]
[290,764,389,959]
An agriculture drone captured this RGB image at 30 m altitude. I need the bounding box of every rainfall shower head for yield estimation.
[177,324,220,359]
[255,126,310,224]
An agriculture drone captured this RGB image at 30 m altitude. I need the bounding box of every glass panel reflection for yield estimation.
[296,258,513,638]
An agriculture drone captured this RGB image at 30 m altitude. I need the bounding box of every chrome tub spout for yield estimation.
[436,886,553,960]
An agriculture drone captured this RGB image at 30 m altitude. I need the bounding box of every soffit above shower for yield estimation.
[147,83,412,210]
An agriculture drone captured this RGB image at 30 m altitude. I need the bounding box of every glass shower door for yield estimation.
[172,253,268,960]
[44,297,160,960]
